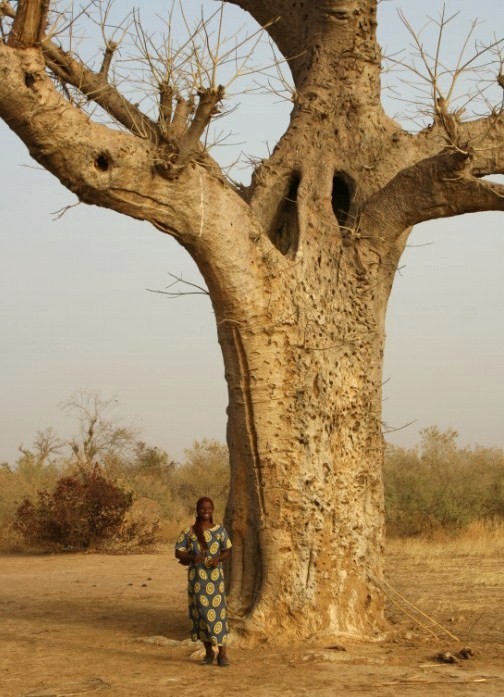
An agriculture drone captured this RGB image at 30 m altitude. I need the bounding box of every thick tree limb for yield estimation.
[220,0,380,87]
[40,39,160,142]
[411,113,504,174]
[218,0,302,64]
[0,43,271,286]
[457,115,504,178]
[362,149,504,240]
[1,0,160,141]
[7,0,49,48]
[2,2,227,176]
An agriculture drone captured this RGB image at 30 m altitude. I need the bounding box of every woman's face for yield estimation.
[197,500,214,520]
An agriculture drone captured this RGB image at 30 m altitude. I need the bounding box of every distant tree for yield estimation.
[132,442,175,476]
[15,430,61,492]
[1,1,503,641]
[62,390,137,468]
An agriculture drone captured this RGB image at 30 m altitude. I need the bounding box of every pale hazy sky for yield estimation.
[1,1,503,465]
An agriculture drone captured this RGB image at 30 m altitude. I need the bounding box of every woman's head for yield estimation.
[196,496,214,523]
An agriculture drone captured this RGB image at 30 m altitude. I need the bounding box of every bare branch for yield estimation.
[158,80,174,134]
[61,389,137,466]
[51,200,82,220]
[99,40,118,77]
[384,8,504,133]
[147,273,210,299]
[180,85,225,156]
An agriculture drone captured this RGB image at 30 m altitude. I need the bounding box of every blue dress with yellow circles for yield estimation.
[175,524,232,646]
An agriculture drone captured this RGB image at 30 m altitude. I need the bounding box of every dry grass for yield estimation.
[387,520,504,559]
[385,521,504,646]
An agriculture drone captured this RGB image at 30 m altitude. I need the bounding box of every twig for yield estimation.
[51,200,82,220]
[382,420,417,434]
[147,273,209,298]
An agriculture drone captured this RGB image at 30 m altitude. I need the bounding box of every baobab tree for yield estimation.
[0,0,503,644]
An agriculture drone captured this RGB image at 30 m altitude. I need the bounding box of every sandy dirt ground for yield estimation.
[0,541,503,697]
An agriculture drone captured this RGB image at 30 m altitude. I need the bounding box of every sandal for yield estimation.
[199,653,215,665]
[217,655,230,668]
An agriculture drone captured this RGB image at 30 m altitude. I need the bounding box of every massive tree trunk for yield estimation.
[216,249,396,642]
[1,0,503,643]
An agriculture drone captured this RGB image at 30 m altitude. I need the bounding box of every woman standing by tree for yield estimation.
[175,497,232,666]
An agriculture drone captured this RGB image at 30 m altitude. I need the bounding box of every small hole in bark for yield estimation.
[95,154,110,171]
[332,172,354,229]
[24,73,35,88]
[268,171,300,258]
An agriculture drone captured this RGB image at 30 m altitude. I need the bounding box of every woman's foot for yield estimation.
[199,652,215,665]
[217,653,230,667]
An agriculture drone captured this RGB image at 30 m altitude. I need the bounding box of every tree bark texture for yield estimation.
[1,0,503,643]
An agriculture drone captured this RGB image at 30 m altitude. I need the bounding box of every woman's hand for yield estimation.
[175,549,205,565]
[207,549,231,567]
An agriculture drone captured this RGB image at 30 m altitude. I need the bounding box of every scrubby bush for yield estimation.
[384,427,504,537]
[115,497,162,550]
[7,397,503,549]
[170,439,229,518]
[1,395,233,551]
[12,464,134,551]
[2,430,231,550]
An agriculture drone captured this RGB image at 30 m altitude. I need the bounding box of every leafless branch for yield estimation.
[382,420,417,435]
[383,5,504,135]
[2,1,288,179]
[147,273,209,299]
[51,200,82,220]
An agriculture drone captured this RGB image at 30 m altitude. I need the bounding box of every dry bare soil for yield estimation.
[1,535,503,697]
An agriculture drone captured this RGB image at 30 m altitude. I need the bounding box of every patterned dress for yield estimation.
[175,524,232,646]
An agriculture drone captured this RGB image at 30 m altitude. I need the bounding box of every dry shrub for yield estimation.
[384,427,504,538]
[4,424,503,550]
[1,436,231,551]
[117,439,230,539]
[111,496,162,551]
[12,464,134,551]
[170,439,229,517]
[0,525,28,553]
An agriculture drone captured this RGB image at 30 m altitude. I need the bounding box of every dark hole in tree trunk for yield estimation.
[332,173,354,229]
[95,154,110,171]
[24,73,35,88]
[268,171,300,257]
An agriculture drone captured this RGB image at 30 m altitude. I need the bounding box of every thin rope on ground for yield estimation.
[368,573,460,642]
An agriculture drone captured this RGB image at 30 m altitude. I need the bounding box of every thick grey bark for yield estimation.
[1,0,503,642]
